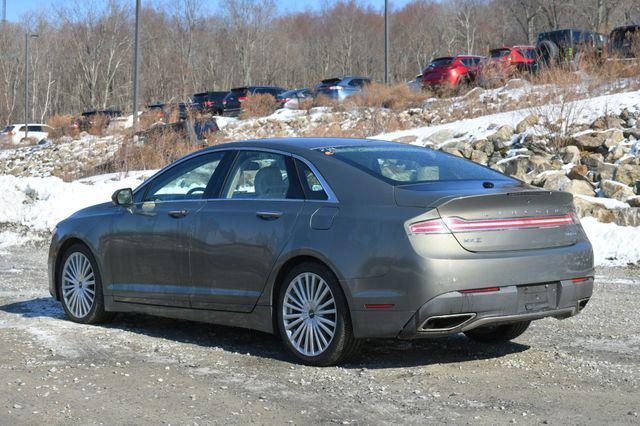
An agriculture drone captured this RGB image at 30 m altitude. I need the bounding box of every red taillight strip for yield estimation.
[459,287,500,294]
[444,214,573,232]
[364,304,395,309]
[570,277,591,283]
[409,218,449,234]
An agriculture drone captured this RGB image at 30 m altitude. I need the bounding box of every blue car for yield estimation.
[314,76,371,102]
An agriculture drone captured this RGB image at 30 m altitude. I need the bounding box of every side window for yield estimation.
[223,151,302,200]
[348,79,362,87]
[28,125,42,132]
[295,159,328,201]
[18,126,26,132]
[143,152,225,202]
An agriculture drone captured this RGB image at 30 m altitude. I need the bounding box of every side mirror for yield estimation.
[112,188,134,207]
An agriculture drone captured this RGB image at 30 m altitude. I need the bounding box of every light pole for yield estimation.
[384,0,389,84]
[24,32,38,140]
[132,0,141,132]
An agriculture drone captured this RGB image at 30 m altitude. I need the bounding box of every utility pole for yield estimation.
[24,33,38,140]
[2,0,6,25]
[132,0,141,132]
[384,0,389,84]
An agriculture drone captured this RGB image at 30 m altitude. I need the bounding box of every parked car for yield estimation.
[536,29,608,66]
[478,46,538,87]
[406,74,425,93]
[191,91,228,115]
[277,88,313,109]
[421,55,483,91]
[222,86,286,116]
[75,109,123,132]
[1,123,52,144]
[314,77,371,102]
[49,138,594,366]
[609,25,640,58]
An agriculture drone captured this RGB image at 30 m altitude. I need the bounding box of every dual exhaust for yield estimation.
[419,313,476,332]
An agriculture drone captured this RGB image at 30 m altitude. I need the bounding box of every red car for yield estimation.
[421,55,483,90]
[486,46,539,74]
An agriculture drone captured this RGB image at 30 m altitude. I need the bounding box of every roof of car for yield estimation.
[200,138,403,156]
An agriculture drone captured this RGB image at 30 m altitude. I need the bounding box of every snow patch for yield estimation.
[581,217,640,266]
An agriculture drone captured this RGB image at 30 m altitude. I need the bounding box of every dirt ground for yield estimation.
[0,245,638,425]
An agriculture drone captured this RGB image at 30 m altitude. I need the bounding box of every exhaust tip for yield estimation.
[419,313,476,332]
[578,298,590,311]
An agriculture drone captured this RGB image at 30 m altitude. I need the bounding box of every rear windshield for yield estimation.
[427,58,453,68]
[490,49,510,58]
[317,146,512,185]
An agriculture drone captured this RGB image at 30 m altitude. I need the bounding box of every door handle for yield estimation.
[168,209,188,218]
[256,211,283,220]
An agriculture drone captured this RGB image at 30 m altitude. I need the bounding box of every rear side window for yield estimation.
[28,125,42,132]
[295,159,328,200]
[428,58,453,67]
[490,49,510,58]
[318,146,512,185]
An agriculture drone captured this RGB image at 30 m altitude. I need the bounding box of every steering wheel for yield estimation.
[186,187,206,197]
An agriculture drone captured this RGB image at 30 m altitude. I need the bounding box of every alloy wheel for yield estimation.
[282,272,337,357]
[61,252,96,319]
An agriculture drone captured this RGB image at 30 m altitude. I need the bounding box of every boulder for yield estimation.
[613,208,640,226]
[473,139,494,156]
[543,174,571,191]
[581,153,604,171]
[441,147,463,157]
[628,196,640,208]
[515,114,539,133]
[426,129,456,145]
[531,170,565,187]
[560,145,581,164]
[487,125,515,145]
[564,179,596,197]
[470,150,489,165]
[614,164,640,186]
[393,135,418,144]
[591,116,626,130]
[596,162,618,181]
[603,129,625,149]
[571,131,606,151]
[600,179,636,201]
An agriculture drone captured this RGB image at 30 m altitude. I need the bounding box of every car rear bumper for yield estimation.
[397,277,593,339]
[350,278,593,339]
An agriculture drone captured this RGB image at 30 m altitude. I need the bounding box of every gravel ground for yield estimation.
[0,245,639,424]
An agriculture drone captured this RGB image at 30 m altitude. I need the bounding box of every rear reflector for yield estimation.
[459,287,500,294]
[570,277,591,283]
[364,304,395,309]
[444,214,573,232]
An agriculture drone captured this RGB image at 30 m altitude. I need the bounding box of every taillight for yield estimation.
[409,219,449,234]
[281,98,290,103]
[570,277,591,283]
[238,96,248,102]
[450,68,458,77]
[444,215,573,232]
[222,100,227,105]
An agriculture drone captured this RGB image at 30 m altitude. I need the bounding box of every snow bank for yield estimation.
[0,171,154,233]
[581,217,640,267]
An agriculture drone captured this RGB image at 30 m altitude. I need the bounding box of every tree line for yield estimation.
[0,0,638,125]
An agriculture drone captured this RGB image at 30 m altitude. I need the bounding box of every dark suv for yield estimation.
[222,86,286,116]
[191,91,228,115]
[536,29,608,66]
[609,25,640,58]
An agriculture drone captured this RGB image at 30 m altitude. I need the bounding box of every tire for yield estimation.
[57,243,111,324]
[464,321,531,344]
[537,40,559,67]
[276,262,359,366]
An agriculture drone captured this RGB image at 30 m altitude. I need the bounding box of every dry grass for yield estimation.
[347,82,433,111]
[239,93,280,119]
[47,114,79,139]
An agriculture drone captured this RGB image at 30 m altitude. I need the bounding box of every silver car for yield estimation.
[49,138,594,366]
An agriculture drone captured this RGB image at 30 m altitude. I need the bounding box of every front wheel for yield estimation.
[58,244,111,324]
[464,321,531,343]
[277,262,359,366]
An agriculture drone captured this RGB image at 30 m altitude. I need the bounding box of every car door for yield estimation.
[103,151,229,307]
[189,149,305,312]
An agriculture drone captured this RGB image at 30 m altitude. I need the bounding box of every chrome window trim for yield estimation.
[134,146,339,204]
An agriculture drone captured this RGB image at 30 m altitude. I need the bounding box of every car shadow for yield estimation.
[1,297,530,368]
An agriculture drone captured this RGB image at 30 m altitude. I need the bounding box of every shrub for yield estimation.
[47,114,78,139]
[239,93,280,119]
[348,82,432,110]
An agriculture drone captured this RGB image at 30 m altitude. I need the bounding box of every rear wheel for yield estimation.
[464,321,531,343]
[277,262,359,366]
[58,244,111,324]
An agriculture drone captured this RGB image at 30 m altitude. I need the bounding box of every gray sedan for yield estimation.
[48,138,594,366]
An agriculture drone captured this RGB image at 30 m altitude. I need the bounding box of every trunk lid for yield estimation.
[397,181,580,252]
